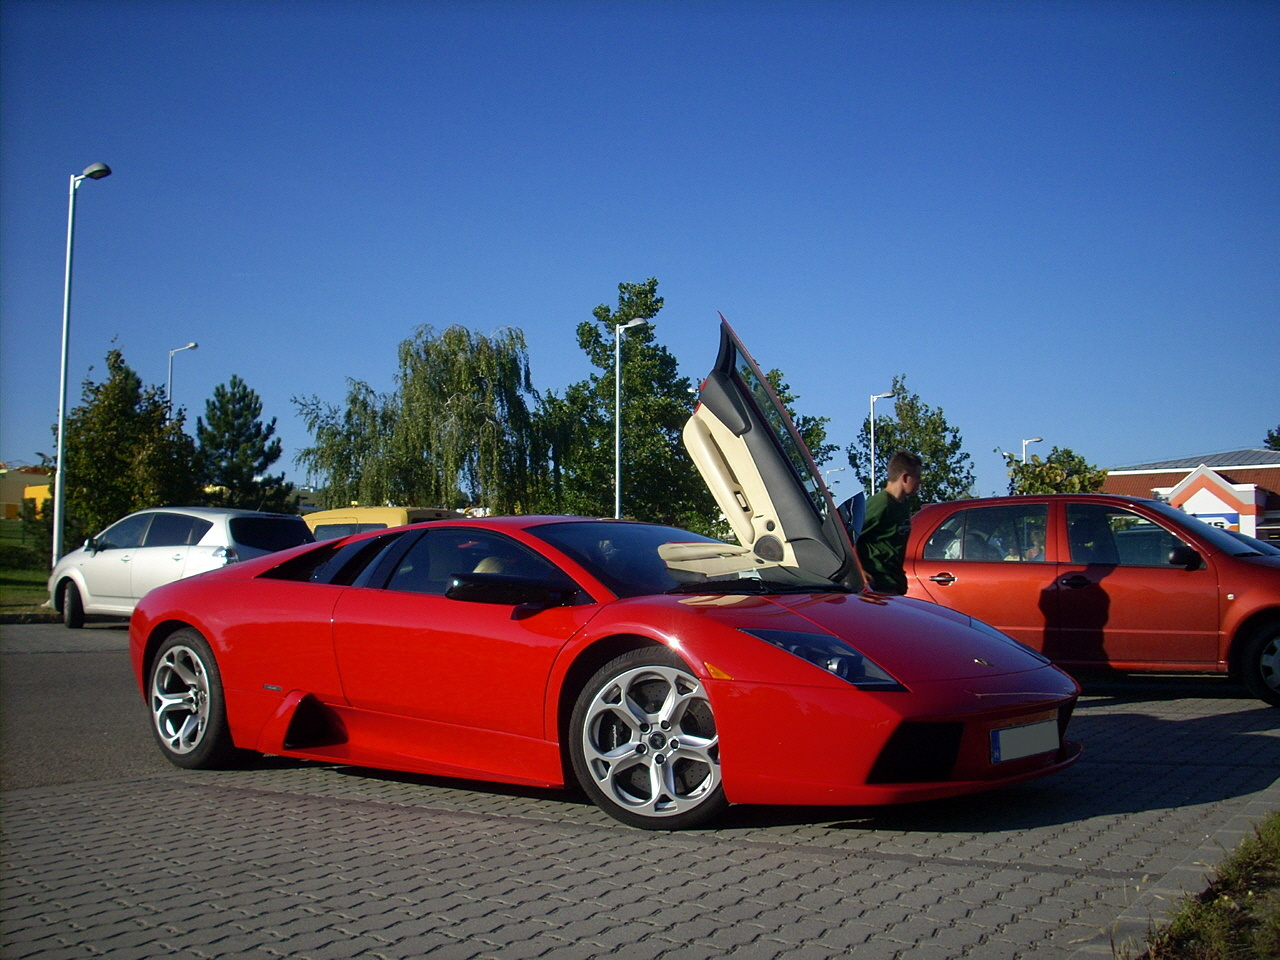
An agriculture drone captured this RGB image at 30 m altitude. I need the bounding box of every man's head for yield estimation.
[885,451,922,500]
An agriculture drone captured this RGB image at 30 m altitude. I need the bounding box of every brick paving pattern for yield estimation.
[3,625,1278,959]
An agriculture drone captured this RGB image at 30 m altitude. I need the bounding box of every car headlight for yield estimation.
[740,629,904,689]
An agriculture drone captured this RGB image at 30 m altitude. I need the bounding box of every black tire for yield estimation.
[569,647,728,830]
[147,629,245,768]
[1241,626,1280,708]
[61,581,84,629]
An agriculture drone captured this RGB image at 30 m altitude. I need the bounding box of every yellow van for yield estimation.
[303,506,464,541]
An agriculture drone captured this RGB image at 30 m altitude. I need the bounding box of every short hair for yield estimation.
[886,451,922,482]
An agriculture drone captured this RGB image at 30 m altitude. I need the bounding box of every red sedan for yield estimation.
[905,494,1280,706]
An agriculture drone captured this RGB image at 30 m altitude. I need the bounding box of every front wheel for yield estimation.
[61,582,84,629]
[570,647,728,830]
[1241,626,1280,708]
[148,629,245,768]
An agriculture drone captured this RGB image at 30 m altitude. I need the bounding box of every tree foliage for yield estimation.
[53,349,201,546]
[296,326,537,513]
[1267,424,1279,452]
[999,446,1108,494]
[532,279,716,529]
[847,374,975,505]
[197,375,296,512]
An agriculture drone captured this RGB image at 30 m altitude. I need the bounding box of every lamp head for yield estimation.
[81,163,112,180]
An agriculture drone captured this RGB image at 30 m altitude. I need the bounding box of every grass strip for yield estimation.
[1136,809,1280,959]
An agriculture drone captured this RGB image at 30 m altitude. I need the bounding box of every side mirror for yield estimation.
[1168,545,1202,571]
[838,493,866,540]
[445,572,577,608]
[85,537,100,554]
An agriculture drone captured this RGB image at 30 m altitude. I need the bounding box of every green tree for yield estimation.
[52,349,201,548]
[535,279,716,529]
[197,375,297,512]
[1266,424,1279,452]
[999,446,1107,494]
[764,369,838,467]
[847,374,975,505]
[296,325,537,513]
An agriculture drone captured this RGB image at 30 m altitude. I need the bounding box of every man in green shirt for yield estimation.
[856,451,922,594]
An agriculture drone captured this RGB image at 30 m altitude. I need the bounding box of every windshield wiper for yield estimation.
[667,579,850,596]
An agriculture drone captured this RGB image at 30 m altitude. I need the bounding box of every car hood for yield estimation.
[654,589,1057,686]
[683,318,862,589]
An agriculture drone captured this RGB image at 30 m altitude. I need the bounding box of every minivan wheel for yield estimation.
[1241,626,1280,708]
[61,582,84,629]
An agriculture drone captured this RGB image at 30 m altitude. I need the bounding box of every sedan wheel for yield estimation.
[570,647,727,830]
[148,629,243,768]
[1243,627,1280,708]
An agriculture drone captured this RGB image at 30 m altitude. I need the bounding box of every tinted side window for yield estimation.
[1067,504,1187,566]
[228,516,315,552]
[143,513,212,547]
[385,529,569,596]
[922,505,1048,562]
[96,514,150,550]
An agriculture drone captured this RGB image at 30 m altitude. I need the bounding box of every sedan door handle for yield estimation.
[929,573,957,585]
[1059,574,1093,589]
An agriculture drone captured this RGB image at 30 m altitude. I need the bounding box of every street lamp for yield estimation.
[52,162,112,568]
[1021,437,1043,463]
[614,318,648,519]
[167,342,199,420]
[869,390,894,491]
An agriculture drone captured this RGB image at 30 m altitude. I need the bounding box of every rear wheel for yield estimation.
[61,582,84,629]
[1241,626,1280,708]
[148,629,245,768]
[570,647,727,830]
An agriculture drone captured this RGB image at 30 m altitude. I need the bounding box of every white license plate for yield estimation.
[990,718,1059,763]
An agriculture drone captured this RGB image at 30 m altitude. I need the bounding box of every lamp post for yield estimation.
[167,342,199,420]
[1021,437,1043,463]
[614,318,648,519]
[868,390,894,491]
[52,162,112,568]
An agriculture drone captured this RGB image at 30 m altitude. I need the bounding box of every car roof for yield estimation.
[127,506,303,521]
[916,493,1158,513]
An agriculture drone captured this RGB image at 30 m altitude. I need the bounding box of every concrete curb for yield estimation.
[1070,774,1280,958]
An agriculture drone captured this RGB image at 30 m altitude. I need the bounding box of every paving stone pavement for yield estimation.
[3,625,1279,959]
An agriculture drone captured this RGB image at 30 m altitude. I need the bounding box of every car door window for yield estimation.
[922,504,1048,562]
[1066,504,1187,567]
[142,513,211,547]
[385,529,568,596]
[96,513,150,550]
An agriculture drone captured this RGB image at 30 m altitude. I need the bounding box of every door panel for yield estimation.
[1047,503,1220,666]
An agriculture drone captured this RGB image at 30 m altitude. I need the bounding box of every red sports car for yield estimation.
[130,321,1081,829]
[905,494,1280,706]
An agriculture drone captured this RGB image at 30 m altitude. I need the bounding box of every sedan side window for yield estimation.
[95,513,151,550]
[1067,504,1187,567]
[922,505,1048,562]
[386,529,570,596]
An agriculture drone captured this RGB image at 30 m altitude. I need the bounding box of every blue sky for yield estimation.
[2,0,1277,502]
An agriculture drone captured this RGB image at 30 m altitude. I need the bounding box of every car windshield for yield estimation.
[229,516,315,552]
[529,521,847,598]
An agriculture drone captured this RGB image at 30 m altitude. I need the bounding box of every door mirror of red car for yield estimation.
[445,572,577,608]
[1168,545,1203,571]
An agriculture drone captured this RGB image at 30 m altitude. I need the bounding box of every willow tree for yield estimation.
[391,325,536,513]
[295,325,537,513]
